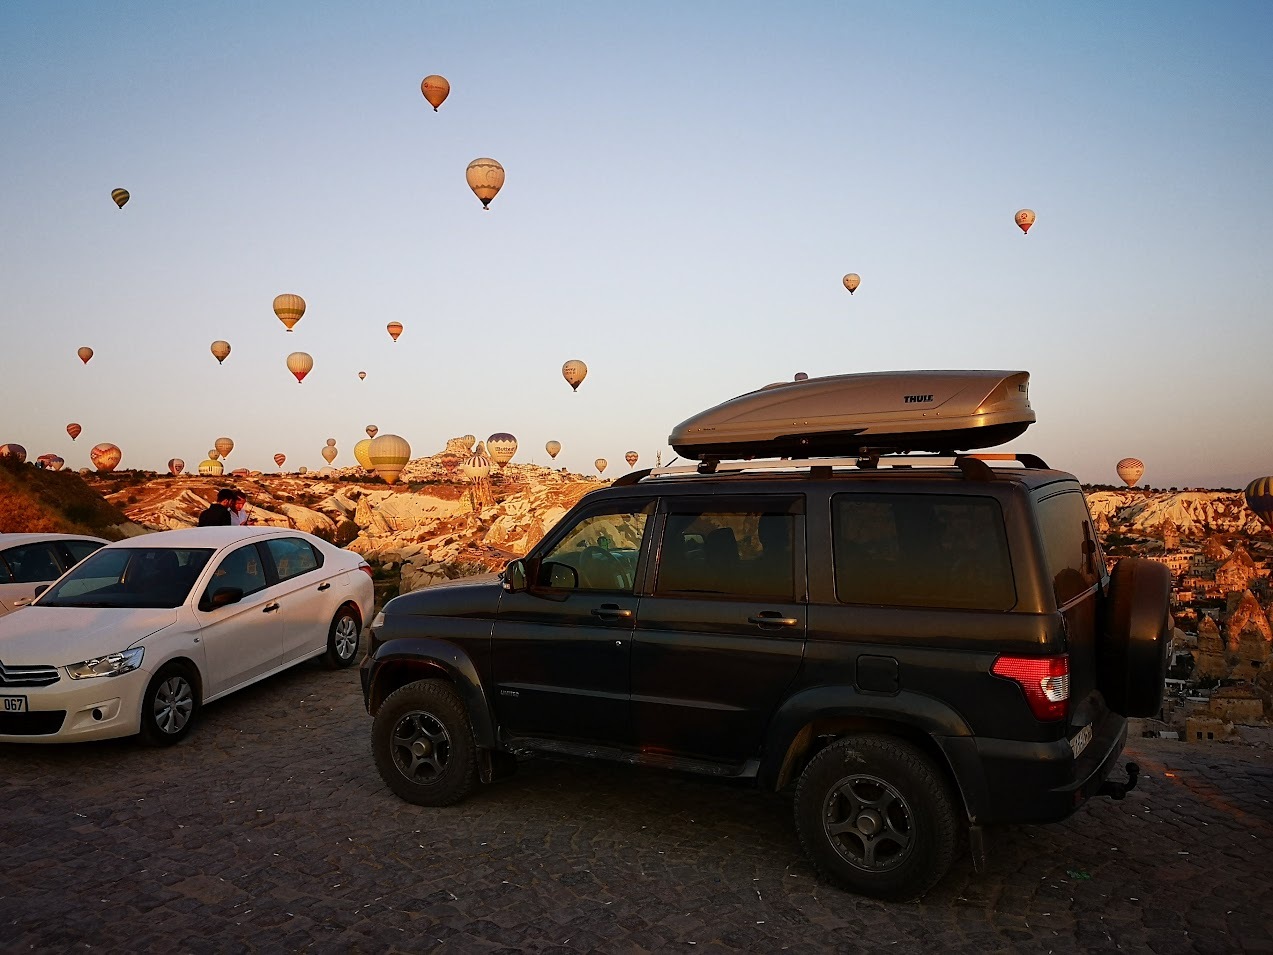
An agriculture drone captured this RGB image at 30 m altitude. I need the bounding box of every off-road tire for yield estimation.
[372,679,478,806]
[794,735,958,901]
[140,662,200,746]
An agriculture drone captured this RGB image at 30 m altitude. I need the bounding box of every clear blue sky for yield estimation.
[2,1,1270,488]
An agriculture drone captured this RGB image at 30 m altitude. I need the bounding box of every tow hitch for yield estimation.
[1099,761,1139,800]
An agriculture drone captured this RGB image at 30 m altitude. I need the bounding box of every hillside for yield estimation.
[0,457,141,538]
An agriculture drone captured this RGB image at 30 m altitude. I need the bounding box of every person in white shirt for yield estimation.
[230,491,251,526]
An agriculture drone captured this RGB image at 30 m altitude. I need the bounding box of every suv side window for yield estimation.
[656,504,798,599]
[539,505,651,592]
[833,493,1015,610]
[1034,490,1101,606]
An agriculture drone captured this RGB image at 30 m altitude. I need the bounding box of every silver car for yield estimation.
[0,534,109,616]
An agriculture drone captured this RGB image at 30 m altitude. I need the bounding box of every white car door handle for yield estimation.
[317,582,331,592]
[262,602,280,613]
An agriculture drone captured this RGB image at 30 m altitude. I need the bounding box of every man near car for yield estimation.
[230,491,251,525]
[197,489,235,526]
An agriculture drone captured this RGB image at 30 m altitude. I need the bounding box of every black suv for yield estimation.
[360,454,1170,900]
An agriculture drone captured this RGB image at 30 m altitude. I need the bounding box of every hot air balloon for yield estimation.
[369,434,411,484]
[273,293,306,332]
[0,444,28,463]
[230,468,250,478]
[167,458,185,476]
[439,451,460,473]
[1015,209,1036,235]
[842,273,860,295]
[461,443,493,481]
[111,188,130,209]
[287,351,313,383]
[487,433,518,468]
[366,425,378,439]
[208,450,220,461]
[90,442,122,472]
[37,454,65,471]
[353,439,373,471]
[325,438,336,447]
[321,445,338,465]
[420,74,450,111]
[77,347,94,364]
[1244,477,1273,532]
[466,158,505,209]
[210,340,231,364]
[214,437,234,459]
[545,440,561,460]
[67,423,82,441]
[595,458,608,475]
[794,372,809,381]
[358,371,367,381]
[562,360,588,392]
[1116,458,1145,488]
[274,453,286,468]
[387,322,403,342]
[461,435,476,451]
[625,451,639,468]
[198,458,224,476]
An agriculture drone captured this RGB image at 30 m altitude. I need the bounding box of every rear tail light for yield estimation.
[991,654,1069,721]
[359,562,373,579]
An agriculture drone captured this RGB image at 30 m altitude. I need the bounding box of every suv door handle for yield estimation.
[263,602,280,613]
[592,604,633,620]
[747,612,799,628]
[317,582,331,591]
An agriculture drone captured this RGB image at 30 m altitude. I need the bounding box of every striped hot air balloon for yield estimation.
[198,458,224,476]
[1116,458,1144,488]
[90,442,122,472]
[386,322,403,342]
[368,434,411,484]
[1244,477,1273,532]
[461,443,493,482]
[273,294,306,332]
[274,453,287,468]
[167,458,185,476]
[111,188,130,209]
[625,451,639,468]
[67,423,82,441]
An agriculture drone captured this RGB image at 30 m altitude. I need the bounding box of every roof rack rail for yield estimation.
[641,451,1049,482]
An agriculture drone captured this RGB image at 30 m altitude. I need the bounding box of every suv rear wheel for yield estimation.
[794,735,958,901]
[372,679,478,806]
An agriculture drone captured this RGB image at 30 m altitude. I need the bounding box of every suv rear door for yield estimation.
[630,495,807,764]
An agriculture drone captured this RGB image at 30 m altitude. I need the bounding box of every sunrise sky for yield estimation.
[2,1,1270,487]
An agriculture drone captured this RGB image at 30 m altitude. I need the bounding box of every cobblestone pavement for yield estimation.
[2,661,1270,954]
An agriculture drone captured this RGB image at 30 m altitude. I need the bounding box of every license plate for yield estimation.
[1069,723,1093,759]
[1,695,28,713]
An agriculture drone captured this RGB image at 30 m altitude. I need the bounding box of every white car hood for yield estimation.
[0,607,177,667]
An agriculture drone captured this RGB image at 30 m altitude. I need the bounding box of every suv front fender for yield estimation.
[759,686,978,799]
[367,637,497,748]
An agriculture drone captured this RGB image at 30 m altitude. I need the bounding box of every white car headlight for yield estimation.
[66,647,145,680]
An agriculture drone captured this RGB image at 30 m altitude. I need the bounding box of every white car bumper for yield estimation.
[0,667,148,743]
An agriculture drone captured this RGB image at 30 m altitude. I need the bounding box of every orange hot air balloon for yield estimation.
[90,442,122,472]
[386,321,403,342]
[287,351,313,383]
[562,360,588,391]
[274,453,287,468]
[1015,209,1036,234]
[0,444,28,463]
[369,433,411,484]
[321,445,338,465]
[1116,457,1144,488]
[420,74,450,111]
[273,293,306,331]
[366,425,378,439]
[594,458,608,475]
[67,423,82,441]
[625,451,639,468]
[214,436,234,458]
[210,340,231,364]
[1244,477,1273,532]
[167,458,185,476]
[326,438,337,447]
[842,273,860,294]
[466,158,505,209]
[358,371,367,381]
[111,188,130,209]
[78,347,94,364]
[545,440,561,459]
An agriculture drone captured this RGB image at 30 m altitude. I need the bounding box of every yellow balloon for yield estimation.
[198,458,224,476]
[369,433,411,484]
[466,158,505,209]
[211,340,231,364]
[273,293,306,331]
[420,74,450,111]
[353,438,374,471]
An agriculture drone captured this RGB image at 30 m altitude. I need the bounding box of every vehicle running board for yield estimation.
[1098,761,1140,800]
[504,736,759,779]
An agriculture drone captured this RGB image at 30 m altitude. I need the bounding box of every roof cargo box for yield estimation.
[669,370,1035,460]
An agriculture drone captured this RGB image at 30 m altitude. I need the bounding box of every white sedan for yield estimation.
[0,526,374,744]
[0,533,109,616]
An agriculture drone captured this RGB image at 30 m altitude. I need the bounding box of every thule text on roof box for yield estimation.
[668,370,1034,460]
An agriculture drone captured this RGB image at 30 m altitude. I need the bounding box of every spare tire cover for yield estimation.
[1099,558,1171,718]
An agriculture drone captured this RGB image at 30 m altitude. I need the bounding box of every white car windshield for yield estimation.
[39,547,214,609]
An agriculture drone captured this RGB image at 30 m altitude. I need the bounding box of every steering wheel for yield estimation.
[580,546,626,589]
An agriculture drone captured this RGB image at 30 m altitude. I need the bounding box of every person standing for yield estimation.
[197,488,235,526]
[230,491,252,526]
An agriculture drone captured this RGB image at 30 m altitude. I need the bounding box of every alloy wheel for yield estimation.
[390,710,452,783]
[153,676,194,735]
[822,773,915,871]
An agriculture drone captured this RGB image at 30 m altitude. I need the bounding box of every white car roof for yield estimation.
[0,533,110,547]
[99,526,320,549]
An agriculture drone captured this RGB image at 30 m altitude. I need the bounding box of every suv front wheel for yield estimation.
[794,735,958,901]
[372,680,479,806]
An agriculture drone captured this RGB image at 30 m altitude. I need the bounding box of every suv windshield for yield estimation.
[39,547,214,609]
